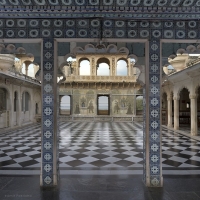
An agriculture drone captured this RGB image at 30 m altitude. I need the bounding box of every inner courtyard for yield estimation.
[1,0,200,199]
[1,122,200,174]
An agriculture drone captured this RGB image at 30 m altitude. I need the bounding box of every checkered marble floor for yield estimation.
[179,126,200,135]
[0,122,200,175]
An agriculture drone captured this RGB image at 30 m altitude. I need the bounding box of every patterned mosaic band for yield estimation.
[0,19,199,39]
[147,35,162,186]
[41,38,59,186]
[1,0,200,20]
[1,0,199,7]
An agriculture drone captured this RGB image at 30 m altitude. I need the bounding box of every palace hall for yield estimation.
[0,1,200,200]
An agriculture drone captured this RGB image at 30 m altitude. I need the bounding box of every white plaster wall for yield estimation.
[13,111,17,126]
[0,82,41,128]
[0,112,6,128]
[34,91,41,112]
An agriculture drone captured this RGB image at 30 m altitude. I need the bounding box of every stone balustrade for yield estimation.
[64,75,137,83]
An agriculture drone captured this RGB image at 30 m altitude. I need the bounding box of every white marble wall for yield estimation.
[0,83,41,128]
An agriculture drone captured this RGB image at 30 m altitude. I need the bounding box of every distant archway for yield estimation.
[97,95,109,115]
[0,88,9,128]
[136,95,143,115]
[162,93,168,125]
[79,58,90,75]
[117,59,128,76]
[97,58,110,76]
[60,95,71,115]
[179,88,190,128]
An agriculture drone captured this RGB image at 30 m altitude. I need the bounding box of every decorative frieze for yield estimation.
[0,19,200,40]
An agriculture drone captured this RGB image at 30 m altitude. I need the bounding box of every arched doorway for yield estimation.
[136,95,143,116]
[116,59,128,76]
[13,91,18,126]
[0,88,9,128]
[162,93,168,125]
[197,87,200,131]
[79,58,90,75]
[22,91,30,123]
[97,95,110,115]
[97,58,110,76]
[179,88,190,129]
[60,95,71,115]
[35,103,38,114]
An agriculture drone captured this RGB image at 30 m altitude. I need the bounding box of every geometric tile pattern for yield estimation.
[42,38,57,186]
[147,33,162,186]
[1,1,200,21]
[1,122,200,172]
[1,0,200,7]
[143,88,146,181]
[0,20,200,40]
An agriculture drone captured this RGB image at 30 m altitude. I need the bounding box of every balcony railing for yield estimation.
[64,75,137,83]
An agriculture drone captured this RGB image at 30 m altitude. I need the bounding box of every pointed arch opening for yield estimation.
[116,59,128,76]
[79,58,90,75]
[97,95,110,115]
[179,88,190,128]
[60,95,71,115]
[97,58,110,76]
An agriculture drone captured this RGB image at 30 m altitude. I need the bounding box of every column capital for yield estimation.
[167,93,173,101]
[189,94,197,99]
[173,96,180,101]
[167,96,172,101]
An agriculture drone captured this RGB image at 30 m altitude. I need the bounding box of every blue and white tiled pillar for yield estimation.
[40,39,59,187]
[144,33,163,187]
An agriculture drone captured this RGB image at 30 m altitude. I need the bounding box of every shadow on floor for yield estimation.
[0,175,200,200]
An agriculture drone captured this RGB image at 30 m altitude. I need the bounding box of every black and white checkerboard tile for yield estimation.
[0,122,200,173]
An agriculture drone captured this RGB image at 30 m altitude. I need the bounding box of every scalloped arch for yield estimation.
[21,90,32,100]
[195,83,200,94]
[16,47,26,54]
[64,53,76,61]
[6,44,16,53]
[0,85,11,99]
[72,47,84,54]
[128,54,138,63]
[177,86,190,97]
[118,47,129,54]
[106,44,118,53]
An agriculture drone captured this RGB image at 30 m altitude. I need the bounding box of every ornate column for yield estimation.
[173,96,180,130]
[111,57,115,76]
[29,95,32,122]
[91,57,95,76]
[190,94,198,136]
[18,93,23,127]
[24,61,32,76]
[94,90,97,116]
[144,37,163,187]
[167,95,173,128]
[16,96,20,126]
[128,60,131,76]
[40,39,59,187]
[9,85,14,128]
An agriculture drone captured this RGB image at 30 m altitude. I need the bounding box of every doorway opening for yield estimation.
[97,95,109,115]
[60,95,71,115]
